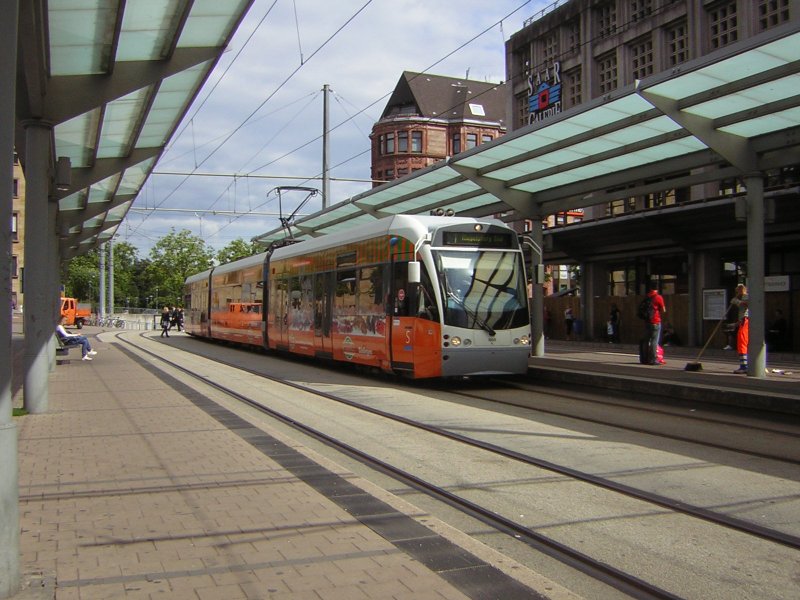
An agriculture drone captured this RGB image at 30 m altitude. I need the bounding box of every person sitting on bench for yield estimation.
[56,316,97,361]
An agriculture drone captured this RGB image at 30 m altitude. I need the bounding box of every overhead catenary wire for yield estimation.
[128,0,376,239]
[129,1,534,249]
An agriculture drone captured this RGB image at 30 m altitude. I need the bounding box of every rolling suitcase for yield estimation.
[639,338,652,364]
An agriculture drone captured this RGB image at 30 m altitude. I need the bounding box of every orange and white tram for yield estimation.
[184,215,531,378]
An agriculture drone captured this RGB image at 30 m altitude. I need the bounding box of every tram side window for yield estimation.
[392,262,438,321]
[358,266,385,314]
[335,269,356,317]
[418,268,439,322]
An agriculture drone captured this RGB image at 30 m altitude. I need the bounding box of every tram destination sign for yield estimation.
[442,231,513,248]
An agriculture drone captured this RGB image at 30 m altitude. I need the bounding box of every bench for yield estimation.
[55,335,82,363]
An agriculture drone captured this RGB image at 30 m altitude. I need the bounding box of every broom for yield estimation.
[685,302,733,371]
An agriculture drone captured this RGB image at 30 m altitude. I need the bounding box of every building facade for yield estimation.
[506,0,798,350]
[371,72,506,186]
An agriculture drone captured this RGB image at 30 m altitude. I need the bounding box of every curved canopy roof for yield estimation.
[253,21,800,247]
[15,0,254,259]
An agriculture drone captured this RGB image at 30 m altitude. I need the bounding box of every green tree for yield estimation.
[111,241,141,307]
[62,249,99,303]
[216,238,258,264]
[146,229,213,306]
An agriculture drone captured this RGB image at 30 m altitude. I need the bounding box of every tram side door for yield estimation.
[272,278,289,349]
[314,272,333,357]
[389,262,415,373]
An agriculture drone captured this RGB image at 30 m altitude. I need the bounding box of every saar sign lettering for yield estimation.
[528,61,561,125]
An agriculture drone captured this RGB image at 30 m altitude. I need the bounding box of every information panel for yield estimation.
[702,288,727,321]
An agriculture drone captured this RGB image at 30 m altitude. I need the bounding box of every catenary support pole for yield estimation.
[322,84,330,209]
[99,242,106,319]
[0,0,21,595]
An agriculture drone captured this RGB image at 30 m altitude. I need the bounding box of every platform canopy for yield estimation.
[253,21,800,247]
[14,0,254,259]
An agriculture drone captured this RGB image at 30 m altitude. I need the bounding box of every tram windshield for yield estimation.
[434,250,529,332]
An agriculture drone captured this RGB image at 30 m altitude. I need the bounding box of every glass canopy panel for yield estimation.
[53,110,101,168]
[97,88,150,158]
[565,95,652,129]
[116,1,182,61]
[118,158,157,196]
[684,75,800,120]
[86,174,121,204]
[179,0,252,47]
[457,145,525,169]
[318,214,377,235]
[447,194,497,213]
[645,34,797,101]
[84,216,105,228]
[137,64,210,148]
[107,201,132,220]
[299,205,360,229]
[58,190,87,211]
[48,0,116,75]
[719,107,800,137]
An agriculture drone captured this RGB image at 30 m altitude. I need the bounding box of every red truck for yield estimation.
[60,297,92,329]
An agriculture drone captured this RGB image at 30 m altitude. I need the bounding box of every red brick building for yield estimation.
[371,72,506,186]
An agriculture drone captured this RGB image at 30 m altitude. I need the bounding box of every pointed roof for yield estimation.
[380,71,506,125]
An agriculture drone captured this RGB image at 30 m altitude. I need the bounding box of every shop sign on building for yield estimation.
[528,61,561,125]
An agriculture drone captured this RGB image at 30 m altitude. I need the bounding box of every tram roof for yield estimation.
[253,21,800,247]
[14,0,255,259]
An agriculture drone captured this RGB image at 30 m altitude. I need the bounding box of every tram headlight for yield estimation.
[450,336,462,347]
[463,338,472,346]
[514,335,531,345]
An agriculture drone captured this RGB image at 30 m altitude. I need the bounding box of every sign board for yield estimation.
[703,289,727,320]
[528,61,562,125]
[764,275,790,292]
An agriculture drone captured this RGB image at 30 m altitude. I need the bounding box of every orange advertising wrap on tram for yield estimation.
[184,215,531,379]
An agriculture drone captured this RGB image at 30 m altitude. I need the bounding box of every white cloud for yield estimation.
[123,0,550,255]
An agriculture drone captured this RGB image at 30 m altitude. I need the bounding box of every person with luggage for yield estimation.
[639,283,666,365]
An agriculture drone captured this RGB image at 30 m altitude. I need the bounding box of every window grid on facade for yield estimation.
[630,37,654,80]
[666,20,689,66]
[708,1,738,49]
[759,0,790,30]
[541,30,559,64]
[565,67,582,108]
[567,19,581,54]
[452,134,461,154]
[596,2,617,38]
[598,52,618,94]
[630,0,653,22]
[466,133,478,150]
[12,212,19,242]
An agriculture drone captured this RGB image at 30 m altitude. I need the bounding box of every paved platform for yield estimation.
[531,340,800,415]
[9,320,799,599]
[9,327,570,600]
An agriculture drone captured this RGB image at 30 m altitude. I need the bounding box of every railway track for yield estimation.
[115,331,800,600]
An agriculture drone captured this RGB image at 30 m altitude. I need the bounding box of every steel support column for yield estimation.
[745,175,767,378]
[22,121,54,414]
[0,0,21,595]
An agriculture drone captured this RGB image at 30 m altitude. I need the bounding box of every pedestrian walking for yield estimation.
[564,307,575,340]
[160,306,171,337]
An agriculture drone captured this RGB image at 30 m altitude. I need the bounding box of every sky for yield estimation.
[122,0,553,257]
